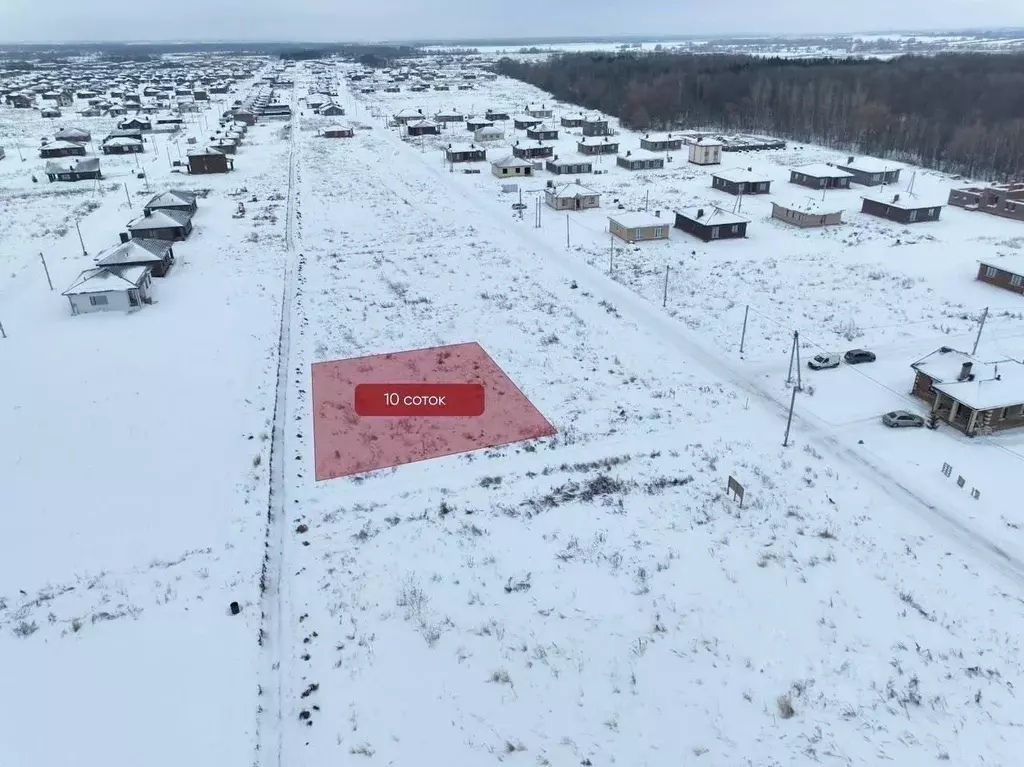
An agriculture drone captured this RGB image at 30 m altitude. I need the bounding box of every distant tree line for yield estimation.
[494,52,1024,180]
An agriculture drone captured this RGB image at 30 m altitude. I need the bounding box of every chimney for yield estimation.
[893,193,900,203]
[119,231,130,243]
[958,361,973,381]
[143,208,152,217]
[654,209,660,218]
[847,156,854,164]
[697,208,705,219]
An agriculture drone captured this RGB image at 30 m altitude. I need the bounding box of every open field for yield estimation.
[3,52,1024,767]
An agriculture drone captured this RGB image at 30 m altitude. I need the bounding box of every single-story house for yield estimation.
[434,111,464,124]
[393,108,425,125]
[834,155,902,186]
[546,157,593,175]
[789,163,854,190]
[578,136,619,156]
[307,93,330,109]
[144,189,198,216]
[407,119,440,136]
[910,346,1024,435]
[127,208,193,241]
[771,199,844,228]
[546,181,600,211]
[948,182,1024,222]
[526,123,559,142]
[474,126,504,142]
[40,140,87,158]
[466,117,493,131]
[187,147,232,174]
[322,124,354,138]
[103,129,144,144]
[118,116,152,131]
[525,103,552,118]
[62,265,153,315]
[233,109,257,125]
[40,107,62,118]
[512,141,554,160]
[513,115,543,130]
[445,143,486,163]
[561,112,585,128]
[485,109,510,122]
[712,168,771,195]
[318,102,346,116]
[45,157,101,182]
[609,212,670,243]
[640,133,683,152]
[102,137,144,154]
[617,148,665,171]
[490,155,533,178]
[54,127,91,143]
[688,138,723,166]
[97,236,175,277]
[860,192,943,223]
[581,117,609,137]
[977,255,1024,296]
[674,206,749,241]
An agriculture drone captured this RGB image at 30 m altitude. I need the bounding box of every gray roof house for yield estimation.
[96,237,176,277]
[144,189,198,215]
[62,265,153,315]
[127,208,193,241]
[45,157,101,182]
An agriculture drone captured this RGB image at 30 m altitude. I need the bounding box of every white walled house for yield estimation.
[62,265,153,315]
[688,138,723,166]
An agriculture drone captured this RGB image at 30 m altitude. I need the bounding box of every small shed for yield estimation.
[609,212,670,243]
[491,155,534,178]
[789,163,853,190]
[578,137,619,156]
[616,149,665,171]
[127,208,193,241]
[526,123,559,142]
[407,119,440,136]
[97,237,175,277]
[674,206,749,241]
[546,181,600,211]
[977,255,1024,296]
[445,143,486,163]
[546,157,593,175]
[144,189,198,216]
[322,124,354,138]
[834,156,902,187]
[45,157,101,182]
[860,192,943,223]
[712,168,771,195]
[62,265,153,314]
[771,199,843,228]
[688,138,723,166]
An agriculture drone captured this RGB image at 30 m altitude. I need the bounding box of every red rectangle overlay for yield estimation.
[354,383,485,417]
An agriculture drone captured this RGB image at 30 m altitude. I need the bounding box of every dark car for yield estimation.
[844,349,876,364]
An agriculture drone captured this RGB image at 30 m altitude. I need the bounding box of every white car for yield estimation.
[808,352,841,370]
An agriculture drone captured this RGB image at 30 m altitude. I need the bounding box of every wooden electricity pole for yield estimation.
[783,385,797,447]
[740,305,749,354]
[662,265,670,307]
[39,252,53,290]
[972,307,989,356]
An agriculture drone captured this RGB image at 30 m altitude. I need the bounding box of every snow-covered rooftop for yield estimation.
[128,209,191,229]
[791,163,855,178]
[550,182,600,198]
[979,253,1024,275]
[445,143,483,153]
[619,148,661,162]
[610,212,668,229]
[774,198,844,215]
[95,238,171,267]
[578,136,618,146]
[491,155,532,168]
[676,206,749,226]
[837,156,903,173]
[62,264,150,295]
[862,191,946,209]
[696,137,724,146]
[713,168,769,184]
[934,362,1024,410]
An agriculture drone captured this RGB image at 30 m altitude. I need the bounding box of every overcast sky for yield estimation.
[2,0,1023,43]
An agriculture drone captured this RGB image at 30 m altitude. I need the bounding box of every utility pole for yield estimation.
[608,233,614,275]
[783,385,797,447]
[972,307,989,356]
[0,319,6,339]
[39,252,53,291]
[565,214,570,248]
[645,189,649,211]
[740,304,749,354]
[662,265,670,307]
[124,182,131,206]
[75,219,87,256]
[786,330,802,390]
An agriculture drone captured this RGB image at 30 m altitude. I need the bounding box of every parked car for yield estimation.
[808,352,841,370]
[882,410,925,428]
[845,349,877,364]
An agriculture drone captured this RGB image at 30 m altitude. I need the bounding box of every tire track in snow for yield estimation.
[370,115,1024,593]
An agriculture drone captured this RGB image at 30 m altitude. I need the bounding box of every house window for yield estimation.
[930,208,938,216]
[710,226,720,239]
[1010,274,1023,287]
[89,295,109,306]
[984,266,998,278]
[730,224,739,233]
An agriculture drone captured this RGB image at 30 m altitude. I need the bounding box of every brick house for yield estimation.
[977,255,1024,296]
[948,182,1024,222]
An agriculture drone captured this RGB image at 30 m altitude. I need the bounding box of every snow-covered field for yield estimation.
[4,55,1024,767]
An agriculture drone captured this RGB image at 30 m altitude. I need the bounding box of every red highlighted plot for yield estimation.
[312,342,556,480]
[354,383,485,417]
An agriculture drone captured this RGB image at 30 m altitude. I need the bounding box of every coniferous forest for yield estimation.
[494,53,1024,181]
